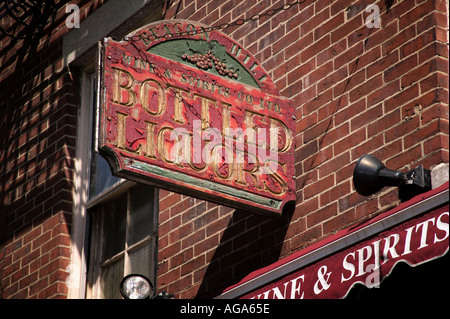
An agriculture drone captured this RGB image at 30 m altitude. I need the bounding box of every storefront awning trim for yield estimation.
[217,183,449,299]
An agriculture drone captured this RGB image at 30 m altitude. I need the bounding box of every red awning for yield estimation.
[217,182,449,299]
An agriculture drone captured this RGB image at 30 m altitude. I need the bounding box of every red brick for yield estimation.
[307,61,333,88]
[331,0,353,16]
[301,35,331,63]
[331,14,363,43]
[381,0,415,27]
[401,60,437,89]
[349,74,383,102]
[301,7,330,36]
[323,208,355,234]
[158,267,180,287]
[295,140,318,164]
[364,21,398,51]
[273,54,300,79]
[351,134,384,160]
[368,109,401,137]
[367,80,400,107]
[367,50,398,79]
[170,248,193,269]
[334,42,361,71]
[334,127,366,155]
[374,140,403,163]
[194,234,219,255]
[386,144,422,169]
[2,0,448,301]
[338,192,365,214]
[294,84,317,107]
[273,27,300,55]
[160,192,182,211]
[336,161,354,184]
[317,65,348,94]
[333,69,365,99]
[382,25,416,55]
[306,202,338,227]
[303,88,333,114]
[384,116,420,143]
[304,117,333,144]
[424,135,446,155]
[291,225,322,250]
[318,38,346,67]
[304,172,334,200]
[287,57,315,85]
[159,242,181,261]
[422,103,449,125]
[401,28,435,59]
[355,197,379,220]
[314,12,345,40]
[319,152,350,179]
[321,122,350,149]
[404,120,440,149]
[420,71,448,94]
[347,24,371,49]
[399,0,436,30]
[385,83,419,112]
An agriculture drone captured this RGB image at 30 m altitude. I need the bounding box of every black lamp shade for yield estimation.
[353,154,404,196]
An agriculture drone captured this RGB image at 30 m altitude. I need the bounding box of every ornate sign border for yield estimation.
[97,20,296,215]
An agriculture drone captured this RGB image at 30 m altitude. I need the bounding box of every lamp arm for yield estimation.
[377,168,405,186]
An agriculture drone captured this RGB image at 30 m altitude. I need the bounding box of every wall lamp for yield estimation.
[353,154,431,202]
[120,274,153,299]
[120,274,175,299]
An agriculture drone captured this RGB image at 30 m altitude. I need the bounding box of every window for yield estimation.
[66,0,163,300]
[86,184,158,299]
[83,74,158,299]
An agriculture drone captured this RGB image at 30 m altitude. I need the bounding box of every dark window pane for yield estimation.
[102,193,127,260]
[100,259,124,299]
[89,153,121,199]
[129,244,154,280]
[129,185,155,245]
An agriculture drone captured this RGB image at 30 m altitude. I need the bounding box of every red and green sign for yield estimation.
[97,20,296,215]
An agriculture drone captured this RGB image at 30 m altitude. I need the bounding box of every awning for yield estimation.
[217,182,449,299]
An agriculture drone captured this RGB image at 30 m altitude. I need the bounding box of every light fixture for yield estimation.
[353,154,431,201]
[120,274,154,299]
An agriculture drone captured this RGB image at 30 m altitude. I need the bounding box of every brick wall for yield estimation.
[0,0,448,299]
[157,0,449,298]
[0,0,107,299]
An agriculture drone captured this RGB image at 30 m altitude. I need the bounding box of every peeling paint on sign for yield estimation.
[97,20,296,215]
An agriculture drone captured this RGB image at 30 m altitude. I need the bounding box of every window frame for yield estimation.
[67,0,163,299]
[70,69,158,299]
[86,185,158,299]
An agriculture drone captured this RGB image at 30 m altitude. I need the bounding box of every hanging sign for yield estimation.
[97,20,296,215]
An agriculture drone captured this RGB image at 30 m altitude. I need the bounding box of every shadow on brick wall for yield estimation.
[195,203,295,298]
[0,1,77,298]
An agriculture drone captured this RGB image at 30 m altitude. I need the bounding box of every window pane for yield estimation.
[102,193,127,260]
[129,244,154,281]
[129,185,156,245]
[88,73,121,199]
[89,153,121,199]
[100,259,124,299]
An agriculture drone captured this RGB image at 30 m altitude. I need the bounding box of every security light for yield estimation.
[353,154,405,196]
[353,154,431,201]
[120,274,153,299]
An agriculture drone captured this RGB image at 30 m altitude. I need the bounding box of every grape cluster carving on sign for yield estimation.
[97,20,296,215]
